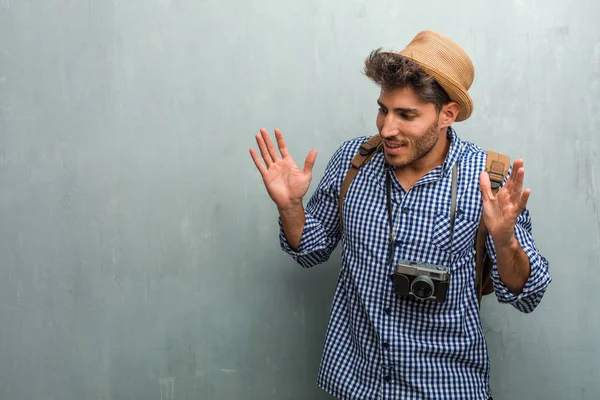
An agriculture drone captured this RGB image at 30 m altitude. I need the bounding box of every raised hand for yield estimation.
[479,159,531,247]
[249,128,318,210]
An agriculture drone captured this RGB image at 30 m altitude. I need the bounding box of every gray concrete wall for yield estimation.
[1,0,598,399]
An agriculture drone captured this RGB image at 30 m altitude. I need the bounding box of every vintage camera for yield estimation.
[393,259,450,302]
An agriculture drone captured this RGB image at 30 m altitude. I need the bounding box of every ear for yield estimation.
[439,101,461,128]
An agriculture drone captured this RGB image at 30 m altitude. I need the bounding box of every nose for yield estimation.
[380,116,400,139]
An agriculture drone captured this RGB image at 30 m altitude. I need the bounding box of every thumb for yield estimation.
[303,149,318,175]
[479,171,494,202]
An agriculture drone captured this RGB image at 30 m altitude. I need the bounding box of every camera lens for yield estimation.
[411,276,434,299]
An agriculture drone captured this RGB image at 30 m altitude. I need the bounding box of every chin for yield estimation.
[384,153,411,168]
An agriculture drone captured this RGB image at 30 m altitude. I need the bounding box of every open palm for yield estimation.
[479,159,531,245]
[249,129,318,209]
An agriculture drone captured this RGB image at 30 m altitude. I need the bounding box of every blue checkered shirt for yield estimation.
[279,128,551,400]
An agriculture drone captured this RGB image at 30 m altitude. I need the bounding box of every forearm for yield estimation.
[278,202,306,251]
[494,235,531,295]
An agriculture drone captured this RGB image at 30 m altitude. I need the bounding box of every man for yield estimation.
[249,30,551,400]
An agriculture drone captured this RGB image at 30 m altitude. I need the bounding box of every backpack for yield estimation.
[338,134,510,307]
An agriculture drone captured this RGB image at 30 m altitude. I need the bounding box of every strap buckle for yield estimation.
[488,160,506,190]
[489,174,503,189]
[359,141,378,156]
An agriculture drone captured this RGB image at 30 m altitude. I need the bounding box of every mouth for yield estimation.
[383,140,407,154]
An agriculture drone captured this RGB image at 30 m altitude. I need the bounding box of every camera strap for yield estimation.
[386,162,459,269]
[448,162,459,270]
[386,170,394,266]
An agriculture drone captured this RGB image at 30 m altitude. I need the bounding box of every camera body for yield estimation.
[393,259,450,302]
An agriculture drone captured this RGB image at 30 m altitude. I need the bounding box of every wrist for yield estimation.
[493,233,520,252]
[277,200,303,214]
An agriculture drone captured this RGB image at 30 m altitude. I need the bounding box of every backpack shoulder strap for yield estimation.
[485,151,511,190]
[476,150,511,306]
[339,135,383,232]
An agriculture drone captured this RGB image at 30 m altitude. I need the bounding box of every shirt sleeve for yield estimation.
[485,209,551,313]
[484,166,552,312]
[279,139,359,268]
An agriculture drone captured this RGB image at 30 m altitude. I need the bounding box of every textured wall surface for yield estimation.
[1,1,598,399]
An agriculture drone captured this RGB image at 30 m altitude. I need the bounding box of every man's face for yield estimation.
[376,87,442,168]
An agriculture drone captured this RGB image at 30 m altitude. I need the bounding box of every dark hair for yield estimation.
[364,49,451,112]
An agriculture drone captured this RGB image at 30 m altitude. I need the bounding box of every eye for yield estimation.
[400,113,415,121]
[378,107,388,115]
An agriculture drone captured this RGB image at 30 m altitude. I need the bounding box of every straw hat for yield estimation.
[398,30,475,121]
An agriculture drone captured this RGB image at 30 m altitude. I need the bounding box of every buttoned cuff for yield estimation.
[491,241,551,313]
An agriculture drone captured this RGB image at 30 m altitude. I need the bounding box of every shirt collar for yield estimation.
[441,126,462,176]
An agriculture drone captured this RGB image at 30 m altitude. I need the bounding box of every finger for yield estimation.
[274,129,291,158]
[303,149,318,175]
[505,159,524,191]
[262,128,281,162]
[512,160,525,197]
[518,188,531,213]
[249,148,268,177]
[256,131,273,167]
[512,158,524,172]
[506,167,525,204]
[479,171,494,202]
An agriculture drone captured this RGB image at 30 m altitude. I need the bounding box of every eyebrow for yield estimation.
[377,100,420,114]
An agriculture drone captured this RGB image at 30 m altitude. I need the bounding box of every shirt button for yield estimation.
[384,307,391,315]
[402,207,409,213]
[383,375,391,383]
[383,342,390,349]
